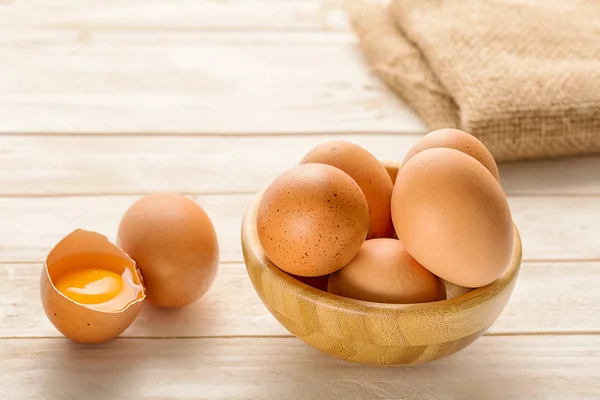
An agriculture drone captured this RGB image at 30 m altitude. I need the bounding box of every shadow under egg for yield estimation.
[129,301,211,337]
[287,273,330,292]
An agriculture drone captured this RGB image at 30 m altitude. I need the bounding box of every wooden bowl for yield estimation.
[241,162,522,366]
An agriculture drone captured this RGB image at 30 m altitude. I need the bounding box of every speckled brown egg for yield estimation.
[328,238,446,304]
[117,193,219,308]
[40,229,145,343]
[392,147,514,288]
[401,128,501,182]
[300,141,394,239]
[257,163,369,277]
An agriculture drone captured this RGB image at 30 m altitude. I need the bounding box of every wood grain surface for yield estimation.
[0,0,597,397]
[0,0,349,30]
[0,29,424,134]
[1,261,599,338]
[2,336,599,400]
[2,135,600,195]
[0,194,596,263]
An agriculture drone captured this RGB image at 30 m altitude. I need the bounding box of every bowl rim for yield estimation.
[241,169,523,313]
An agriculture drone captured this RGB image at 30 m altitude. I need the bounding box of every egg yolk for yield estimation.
[54,260,142,312]
[55,269,123,305]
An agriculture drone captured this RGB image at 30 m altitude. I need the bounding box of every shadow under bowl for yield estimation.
[241,162,522,366]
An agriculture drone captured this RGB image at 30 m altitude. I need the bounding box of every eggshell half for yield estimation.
[300,141,395,239]
[40,229,145,343]
[392,148,514,288]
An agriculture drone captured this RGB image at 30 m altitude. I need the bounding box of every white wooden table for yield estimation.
[1,1,599,399]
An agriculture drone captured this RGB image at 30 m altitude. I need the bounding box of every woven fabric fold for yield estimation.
[349,0,600,161]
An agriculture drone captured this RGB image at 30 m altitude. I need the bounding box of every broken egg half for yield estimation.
[40,229,146,343]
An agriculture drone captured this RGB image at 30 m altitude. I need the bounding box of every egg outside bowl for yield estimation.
[241,161,522,366]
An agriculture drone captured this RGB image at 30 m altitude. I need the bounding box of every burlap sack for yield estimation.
[349,0,600,162]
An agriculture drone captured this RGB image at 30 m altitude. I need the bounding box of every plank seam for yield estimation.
[0,192,595,198]
[0,25,350,34]
[0,131,429,138]
[1,332,599,340]
[1,258,600,264]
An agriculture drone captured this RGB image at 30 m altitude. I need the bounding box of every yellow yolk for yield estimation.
[54,262,143,312]
[56,269,123,305]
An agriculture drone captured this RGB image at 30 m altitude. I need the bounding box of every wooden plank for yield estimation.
[498,155,600,195]
[2,261,598,338]
[0,195,244,263]
[0,29,356,46]
[0,31,425,134]
[0,194,596,263]
[491,262,600,334]
[1,134,599,196]
[507,196,599,261]
[0,134,421,196]
[0,0,348,31]
[0,336,598,400]
[0,263,282,338]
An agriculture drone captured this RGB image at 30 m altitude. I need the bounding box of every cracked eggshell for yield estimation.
[40,229,146,343]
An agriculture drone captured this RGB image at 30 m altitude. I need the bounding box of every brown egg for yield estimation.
[401,128,501,182]
[392,148,514,288]
[40,229,145,343]
[300,141,394,239]
[257,163,369,277]
[117,193,219,308]
[328,238,446,304]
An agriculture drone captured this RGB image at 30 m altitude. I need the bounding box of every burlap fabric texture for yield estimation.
[349,0,600,162]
